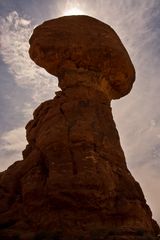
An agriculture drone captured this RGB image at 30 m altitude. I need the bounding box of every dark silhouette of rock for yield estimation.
[0,15,159,240]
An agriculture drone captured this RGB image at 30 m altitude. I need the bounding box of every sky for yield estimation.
[0,0,160,224]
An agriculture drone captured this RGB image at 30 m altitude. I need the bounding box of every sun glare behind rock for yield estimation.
[63,7,85,16]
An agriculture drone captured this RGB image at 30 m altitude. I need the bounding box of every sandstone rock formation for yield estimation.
[0,16,159,240]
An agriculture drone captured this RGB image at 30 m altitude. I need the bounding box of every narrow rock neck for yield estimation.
[58,69,113,100]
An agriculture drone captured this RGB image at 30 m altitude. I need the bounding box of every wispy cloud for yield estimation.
[132,161,160,223]
[0,11,59,172]
[0,127,27,171]
[0,11,59,103]
[1,127,26,152]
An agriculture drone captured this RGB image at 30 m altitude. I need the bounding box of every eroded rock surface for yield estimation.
[0,16,159,240]
[29,15,135,100]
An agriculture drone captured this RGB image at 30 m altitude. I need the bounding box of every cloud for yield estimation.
[0,127,27,171]
[1,127,26,152]
[132,162,160,223]
[0,11,59,172]
[0,11,59,103]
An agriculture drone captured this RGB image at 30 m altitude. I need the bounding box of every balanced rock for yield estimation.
[29,15,135,100]
[0,16,159,240]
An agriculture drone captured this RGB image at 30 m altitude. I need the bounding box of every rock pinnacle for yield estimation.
[0,15,159,240]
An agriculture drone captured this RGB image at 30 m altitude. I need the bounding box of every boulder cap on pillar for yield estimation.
[29,15,135,99]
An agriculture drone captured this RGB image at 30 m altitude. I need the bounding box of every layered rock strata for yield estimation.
[0,16,159,240]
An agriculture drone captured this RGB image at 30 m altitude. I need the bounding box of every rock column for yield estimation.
[0,15,159,240]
